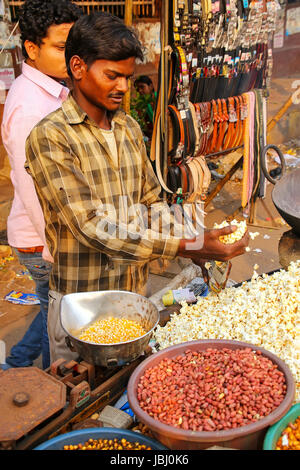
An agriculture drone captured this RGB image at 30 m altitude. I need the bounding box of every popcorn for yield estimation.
[249,231,260,240]
[214,219,247,244]
[154,261,300,403]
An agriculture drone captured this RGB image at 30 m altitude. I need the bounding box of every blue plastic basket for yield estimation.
[34,427,167,450]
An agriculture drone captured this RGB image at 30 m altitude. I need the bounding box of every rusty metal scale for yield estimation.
[0,367,65,448]
[0,354,147,450]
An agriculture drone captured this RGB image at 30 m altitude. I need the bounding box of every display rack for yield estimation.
[151,0,279,225]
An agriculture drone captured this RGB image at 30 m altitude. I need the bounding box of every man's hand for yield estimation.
[178,225,249,262]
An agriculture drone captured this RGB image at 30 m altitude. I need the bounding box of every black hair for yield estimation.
[65,12,144,78]
[134,75,153,88]
[19,0,82,59]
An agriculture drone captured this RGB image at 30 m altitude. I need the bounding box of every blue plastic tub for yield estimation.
[34,427,168,450]
[263,403,300,450]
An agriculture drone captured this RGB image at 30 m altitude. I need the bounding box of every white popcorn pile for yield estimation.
[214,219,247,244]
[154,260,300,402]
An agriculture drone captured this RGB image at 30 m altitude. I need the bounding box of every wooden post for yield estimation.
[267,96,293,134]
[204,155,244,208]
[123,0,133,114]
[124,0,133,26]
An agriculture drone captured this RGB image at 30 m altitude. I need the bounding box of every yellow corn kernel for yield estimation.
[77,317,146,344]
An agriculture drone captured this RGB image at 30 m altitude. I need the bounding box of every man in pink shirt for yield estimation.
[1,0,81,369]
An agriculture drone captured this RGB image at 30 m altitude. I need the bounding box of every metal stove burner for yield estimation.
[278,229,300,270]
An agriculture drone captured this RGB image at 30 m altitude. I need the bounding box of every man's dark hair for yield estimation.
[134,75,153,88]
[65,12,144,77]
[19,0,82,59]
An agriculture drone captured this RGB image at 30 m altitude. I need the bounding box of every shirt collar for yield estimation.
[22,61,68,99]
[62,92,128,127]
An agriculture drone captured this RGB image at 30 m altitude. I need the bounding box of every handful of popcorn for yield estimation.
[214,219,247,244]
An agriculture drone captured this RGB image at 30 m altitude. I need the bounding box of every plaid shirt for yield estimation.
[25,94,180,295]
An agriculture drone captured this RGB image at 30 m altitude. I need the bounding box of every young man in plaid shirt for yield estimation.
[25,13,248,363]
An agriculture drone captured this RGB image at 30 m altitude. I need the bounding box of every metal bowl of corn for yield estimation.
[60,290,159,367]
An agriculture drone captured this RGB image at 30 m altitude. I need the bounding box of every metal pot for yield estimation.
[60,290,159,367]
[260,144,300,236]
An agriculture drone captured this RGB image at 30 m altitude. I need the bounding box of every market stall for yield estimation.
[0,257,299,450]
[0,0,299,453]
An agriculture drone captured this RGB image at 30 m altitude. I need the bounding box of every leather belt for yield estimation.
[189,101,200,155]
[197,101,212,155]
[231,95,242,148]
[194,155,211,201]
[213,99,227,153]
[223,96,236,150]
[207,99,218,154]
[179,162,189,194]
[154,112,173,194]
[17,246,43,253]
[168,104,185,160]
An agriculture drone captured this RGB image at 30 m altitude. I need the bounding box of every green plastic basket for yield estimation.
[263,403,300,450]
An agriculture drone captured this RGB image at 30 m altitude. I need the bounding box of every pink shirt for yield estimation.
[1,61,68,262]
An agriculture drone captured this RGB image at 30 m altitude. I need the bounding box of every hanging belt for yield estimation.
[179,161,190,194]
[168,104,185,159]
[215,98,228,152]
[229,95,241,148]
[199,101,212,155]
[186,157,204,203]
[207,99,219,153]
[189,101,200,155]
[155,113,174,194]
[233,95,243,147]
[186,107,196,157]
[223,96,236,150]
[167,164,181,193]
[168,104,185,160]
[194,154,211,201]
[238,93,248,146]
[241,91,255,210]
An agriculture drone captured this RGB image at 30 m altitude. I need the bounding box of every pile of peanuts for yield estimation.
[137,348,286,432]
[63,437,151,450]
[276,416,300,450]
[214,219,247,244]
[154,261,300,402]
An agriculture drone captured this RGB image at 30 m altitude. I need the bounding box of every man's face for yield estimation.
[75,57,136,113]
[25,23,74,80]
[135,82,153,95]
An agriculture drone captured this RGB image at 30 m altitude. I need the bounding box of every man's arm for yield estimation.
[25,122,180,263]
[137,130,249,264]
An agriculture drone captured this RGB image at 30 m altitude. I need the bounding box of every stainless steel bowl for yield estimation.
[60,290,159,367]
